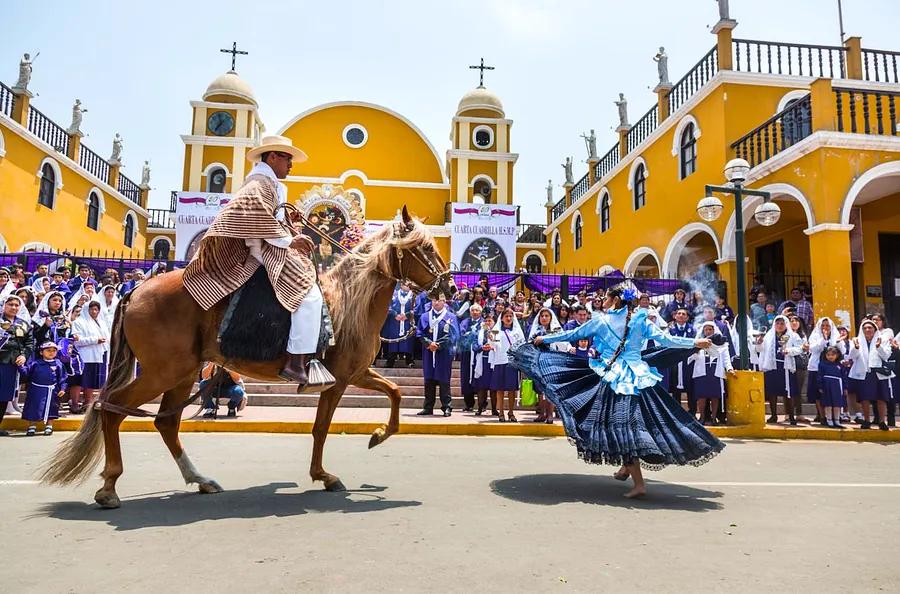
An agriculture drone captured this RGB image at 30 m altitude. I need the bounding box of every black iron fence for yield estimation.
[667,46,718,114]
[731,94,812,167]
[732,38,846,78]
[569,173,590,205]
[748,270,812,309]
[834,86,899,136]
[78,144,110,182]
[516,224,546,244]
[625,105,659,153]
[0,81,13,118]
[27,105,69,154]
[117,173,142,207]
[551,197,566,221]
[862,48,900,84]
[592,143,620,182]
[147,208,175,229]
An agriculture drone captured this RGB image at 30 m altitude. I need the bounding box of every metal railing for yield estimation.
[27,106,69,154]
[551,197,566,221]
[169,190,177,211]
[117,173,142,206]
[147,208,175,229]
[0,81,13,118]
[731,94,812,167]
[862,48,900,84]
[516,224,546,244]
[667,46,718,114]
[834,86,899,136]
[592,143,620,182]
[569,173,590,205]
[733,39,846,79]
[625,105,659,153]
[78,144,110,182]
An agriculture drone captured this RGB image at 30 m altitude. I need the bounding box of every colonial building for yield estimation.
[147,56,545,270]
[0,62,149,255]
[543,12,900,326]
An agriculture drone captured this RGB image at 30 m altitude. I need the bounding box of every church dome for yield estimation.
[456,86,504,117]
[203,70,257,106]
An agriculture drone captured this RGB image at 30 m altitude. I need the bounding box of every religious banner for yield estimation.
[295,184,366,272]
[174,191,230,261]
[450,203,518,273]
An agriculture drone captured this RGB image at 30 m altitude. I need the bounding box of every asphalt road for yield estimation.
[3,434,899,593]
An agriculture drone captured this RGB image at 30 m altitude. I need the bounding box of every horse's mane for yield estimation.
[320,219,435,350]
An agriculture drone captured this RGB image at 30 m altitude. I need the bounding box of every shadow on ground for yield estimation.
[37,482,421,531]
[490,473,723,512]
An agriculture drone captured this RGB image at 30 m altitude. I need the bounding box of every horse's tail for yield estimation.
[39,293,136,486]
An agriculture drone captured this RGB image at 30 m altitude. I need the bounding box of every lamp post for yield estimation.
[696,158,780,370]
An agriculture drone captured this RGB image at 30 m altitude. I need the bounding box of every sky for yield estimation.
[5,0,898,223]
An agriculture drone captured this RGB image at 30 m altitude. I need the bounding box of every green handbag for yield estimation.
[520,378,538,407]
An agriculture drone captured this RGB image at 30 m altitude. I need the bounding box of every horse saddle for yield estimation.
[218,267,334,362]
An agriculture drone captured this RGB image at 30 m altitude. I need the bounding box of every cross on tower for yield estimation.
[220,41,248,71]
[469,58,495,88]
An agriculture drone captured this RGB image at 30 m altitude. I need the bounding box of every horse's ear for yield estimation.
[401,205,412,227]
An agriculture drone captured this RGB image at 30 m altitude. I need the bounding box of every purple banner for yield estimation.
[0,252,186,274]
[452,272,520,291]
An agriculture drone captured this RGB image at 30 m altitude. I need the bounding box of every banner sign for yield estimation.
[450,203,518,273]
[174,192,230,261]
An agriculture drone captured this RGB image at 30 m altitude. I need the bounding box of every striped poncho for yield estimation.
[183,174,316,312]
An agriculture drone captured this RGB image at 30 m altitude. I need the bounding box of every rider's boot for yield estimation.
[279,353,309,386]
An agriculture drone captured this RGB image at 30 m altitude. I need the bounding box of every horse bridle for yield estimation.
[391,226,452,297]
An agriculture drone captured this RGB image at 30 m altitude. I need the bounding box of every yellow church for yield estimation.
[145,54,544,271]
[542,12,900,327]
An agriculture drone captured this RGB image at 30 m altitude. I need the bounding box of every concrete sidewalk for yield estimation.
[3,404,899,441]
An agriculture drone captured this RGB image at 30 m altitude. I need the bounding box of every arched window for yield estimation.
[525,254,543,273]
[86,192,100,230]
[574,214,583,250]
[207,167,227,193]
[38,163,55,208]
[473,178,493,203]
[600,194,611,233]
[553,232,561,264]
[124,214,136,248]
[633,163,646,210]
[679,123,697,179]
[153,238,171,260]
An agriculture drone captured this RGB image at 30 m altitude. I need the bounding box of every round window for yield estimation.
[343,124,368,148]
[472,125,494,150]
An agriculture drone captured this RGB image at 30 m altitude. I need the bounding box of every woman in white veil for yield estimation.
[528,307,568,423]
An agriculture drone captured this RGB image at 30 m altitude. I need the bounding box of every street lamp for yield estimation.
[695,158,776,370]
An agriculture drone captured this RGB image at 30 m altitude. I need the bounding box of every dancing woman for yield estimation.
[511,285,724,498]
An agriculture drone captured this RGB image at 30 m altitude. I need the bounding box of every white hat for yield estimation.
[246,135,308,163]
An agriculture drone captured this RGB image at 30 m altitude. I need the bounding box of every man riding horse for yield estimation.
[183,135,321,387]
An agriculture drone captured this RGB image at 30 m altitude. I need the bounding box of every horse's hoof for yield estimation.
[198,480,223,494]
[368,430,384,449]
[324,478,346,492]
[94,490,121,509]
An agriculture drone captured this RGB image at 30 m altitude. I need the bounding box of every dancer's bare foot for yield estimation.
[613,466,630,481]
[624,486,647,499]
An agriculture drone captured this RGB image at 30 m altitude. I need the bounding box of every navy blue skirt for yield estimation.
[81,358,108,390]
[509,344,724,469]
[474,354,493,391]
[0,363,19,402]
[490,363,519,391]
[764,361,799,398]
[855,372,894,402]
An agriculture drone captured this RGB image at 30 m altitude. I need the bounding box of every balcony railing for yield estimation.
[667,46,718,114]
[731,94,812,167]
[27,106,69,154]
[625,105,658,153]
[592,143,620,182]
[517,224,546,244]
[0,81,13,118]
[117,173,142,207]
[551,197,566,221]
[733,39,846,79]
[78,144,110,182]
[834,86,899,136]
[147,208,175,229]
[862,48,900,84]
[570,173,590,205]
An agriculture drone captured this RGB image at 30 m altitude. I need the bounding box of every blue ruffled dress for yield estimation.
[509,307,724,469]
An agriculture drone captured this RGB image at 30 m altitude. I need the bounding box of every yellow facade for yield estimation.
[0,84,148,255]
[544,27,900,325]
[159,69,529,269]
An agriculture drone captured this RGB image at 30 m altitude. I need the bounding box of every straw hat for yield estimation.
[246,135,308,163]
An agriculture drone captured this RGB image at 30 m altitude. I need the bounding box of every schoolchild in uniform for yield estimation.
[689,321,735,425]
[19,341,67,436]
[757,314,805,425]
[817,346,848,428]
[807,317,840,424]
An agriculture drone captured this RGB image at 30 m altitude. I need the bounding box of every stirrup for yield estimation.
[296,358,336,394]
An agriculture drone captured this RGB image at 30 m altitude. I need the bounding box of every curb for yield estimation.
[3,418,900,442]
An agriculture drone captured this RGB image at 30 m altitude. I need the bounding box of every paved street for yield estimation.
[3,434,900,593]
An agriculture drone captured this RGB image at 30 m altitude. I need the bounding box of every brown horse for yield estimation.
[40,207,456,508]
